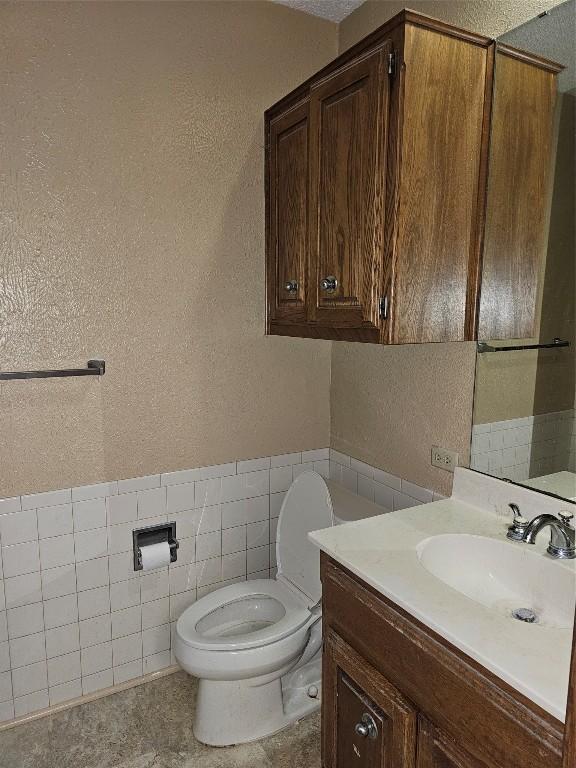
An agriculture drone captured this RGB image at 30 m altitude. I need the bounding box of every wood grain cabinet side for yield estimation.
[388,23,492,345]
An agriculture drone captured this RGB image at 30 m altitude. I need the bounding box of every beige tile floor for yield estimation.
[0,671,321,768]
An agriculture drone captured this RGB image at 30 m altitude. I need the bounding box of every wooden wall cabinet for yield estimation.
[265,11,561,345]
[266,11,493,345]
[321,554,565,768]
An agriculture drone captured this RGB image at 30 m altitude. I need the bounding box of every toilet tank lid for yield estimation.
[276,471,382,607]
[324,479,384,523]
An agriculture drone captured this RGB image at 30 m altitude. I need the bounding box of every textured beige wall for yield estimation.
[473,351,540,424]
[0,1,337,497]
[331,0,564,494]
[331,343,477,496]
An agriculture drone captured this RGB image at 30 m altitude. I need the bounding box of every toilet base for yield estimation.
[193,656,321,747]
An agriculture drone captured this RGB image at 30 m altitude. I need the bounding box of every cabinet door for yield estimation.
[416,716,491,768]
[267,101,309,327]
[323,629,416,768]
[308,44,392,335]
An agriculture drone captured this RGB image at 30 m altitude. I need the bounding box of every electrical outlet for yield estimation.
[431,446,459,473]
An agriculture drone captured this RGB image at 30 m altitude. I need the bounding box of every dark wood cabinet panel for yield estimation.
[478,49,559,341]
[323,628,416,768]
[307,44,391,336]
[266,101,309,326]
[390,26,490,344]
[416,716,489,768]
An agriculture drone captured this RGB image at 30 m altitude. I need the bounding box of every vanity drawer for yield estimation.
[321,553,563,768]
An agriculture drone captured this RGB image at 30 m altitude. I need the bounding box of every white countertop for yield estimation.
[523,471,576,502]
[310,493,575,722]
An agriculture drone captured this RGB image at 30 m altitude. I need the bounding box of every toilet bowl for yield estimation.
[174,470,381,746]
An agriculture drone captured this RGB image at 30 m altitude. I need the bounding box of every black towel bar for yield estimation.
[0,359,105,381]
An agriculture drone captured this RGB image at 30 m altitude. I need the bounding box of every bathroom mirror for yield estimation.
[471,0,576,503]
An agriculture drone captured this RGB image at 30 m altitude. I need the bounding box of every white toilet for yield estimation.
[174,470,381,746]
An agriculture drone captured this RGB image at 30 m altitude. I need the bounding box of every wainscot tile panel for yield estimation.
[0,449,328,724]
[327,453,435,513]
[0,446,433,726]
[470,409,575,482]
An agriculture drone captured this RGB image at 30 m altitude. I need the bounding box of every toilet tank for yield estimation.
[325,479,384,525]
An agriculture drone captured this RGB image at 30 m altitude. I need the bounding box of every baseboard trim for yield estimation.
[0,665,181,732]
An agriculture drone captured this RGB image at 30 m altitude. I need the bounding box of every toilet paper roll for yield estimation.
[140,541,171,571]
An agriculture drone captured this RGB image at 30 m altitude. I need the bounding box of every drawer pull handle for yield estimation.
[284,280,298,293]
[354,713,378,740]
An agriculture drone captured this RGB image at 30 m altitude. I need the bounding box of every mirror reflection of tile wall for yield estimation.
[472,0,576,503]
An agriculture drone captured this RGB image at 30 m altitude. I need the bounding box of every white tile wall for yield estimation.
[328,450,439,511]
[471,409,576,483]
[0,446,438,725]
[0,449,329,724]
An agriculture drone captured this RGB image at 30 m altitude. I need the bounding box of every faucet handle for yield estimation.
[509,503,527,522]
[507,503,529,541]
[558,511,574,527]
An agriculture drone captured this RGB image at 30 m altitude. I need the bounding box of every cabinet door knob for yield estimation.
[354,713,378,740]
[284,280,298,293]
[320,276,338,291]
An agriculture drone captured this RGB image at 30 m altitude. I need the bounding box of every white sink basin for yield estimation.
[417,534,575,629]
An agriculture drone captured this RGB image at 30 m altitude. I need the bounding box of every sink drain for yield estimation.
[512,607,538,623]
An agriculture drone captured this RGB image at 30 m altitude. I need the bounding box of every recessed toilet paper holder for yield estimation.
[133,522,179,571]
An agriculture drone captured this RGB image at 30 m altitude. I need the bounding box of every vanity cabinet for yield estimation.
[266,10,494,344]
[321,553,565,768]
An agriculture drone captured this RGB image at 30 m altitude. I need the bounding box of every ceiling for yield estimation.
[499,0,575,92]
[273,1,574,90]
[272,0,365,23]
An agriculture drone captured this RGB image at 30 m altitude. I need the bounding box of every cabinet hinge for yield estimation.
[387,52,396,77]
[379,295,389,320]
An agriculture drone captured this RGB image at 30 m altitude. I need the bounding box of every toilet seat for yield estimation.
[176,579,312,652]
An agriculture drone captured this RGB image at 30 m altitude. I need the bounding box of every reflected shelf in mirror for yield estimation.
[471,0,575,506]
[477,338,570,353]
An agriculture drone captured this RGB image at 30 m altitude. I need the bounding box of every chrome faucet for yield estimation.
[520,510,575,559]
